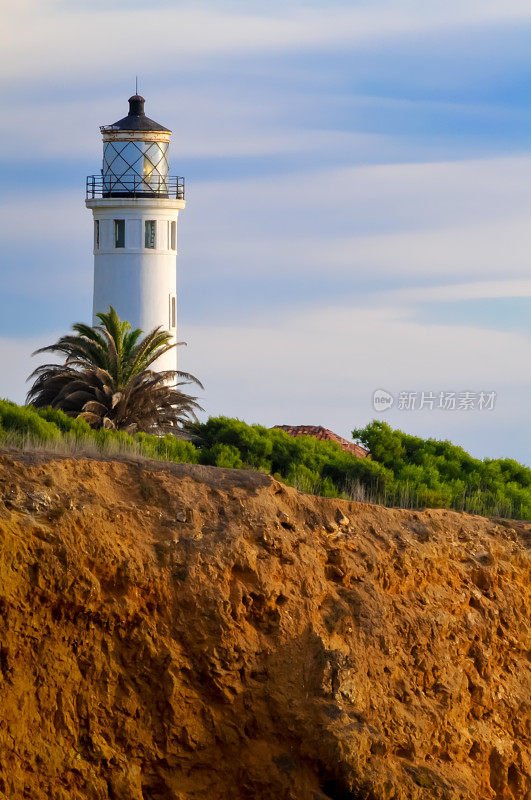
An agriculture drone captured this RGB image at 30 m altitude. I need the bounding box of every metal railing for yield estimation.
[86,174,185,200]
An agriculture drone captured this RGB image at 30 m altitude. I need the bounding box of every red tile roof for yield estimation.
[273,425,370,458]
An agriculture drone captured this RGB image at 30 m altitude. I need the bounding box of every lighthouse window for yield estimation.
[114,219,125,248]
[170,295,176,329]
[94,220,100,249]
[170,220,176,250]
[145,220,156,249]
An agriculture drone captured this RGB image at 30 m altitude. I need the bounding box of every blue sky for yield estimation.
[1,0,531,463]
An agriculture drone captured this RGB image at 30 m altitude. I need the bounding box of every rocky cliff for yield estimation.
[0,452,529,800]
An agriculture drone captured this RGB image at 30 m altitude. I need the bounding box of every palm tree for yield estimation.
[26,307,203,435]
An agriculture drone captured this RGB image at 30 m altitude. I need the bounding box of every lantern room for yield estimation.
[86,95,184,200]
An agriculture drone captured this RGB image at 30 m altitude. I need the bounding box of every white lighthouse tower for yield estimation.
[86,94,185,372]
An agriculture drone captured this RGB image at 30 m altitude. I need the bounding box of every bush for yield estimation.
[191,417,272,470]
[0,400,61,444]
[352,421,531,519]
[201,443,243,469]
[36,407,92,438]
[284,463,322,494]
[135,432,199,464]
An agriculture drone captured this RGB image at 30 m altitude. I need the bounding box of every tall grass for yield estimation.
[337,477,522,519]
[0,400,198,465]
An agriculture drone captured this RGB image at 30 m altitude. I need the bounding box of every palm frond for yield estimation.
[26,306,204,434]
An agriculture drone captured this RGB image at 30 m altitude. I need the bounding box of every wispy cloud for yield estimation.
[377,279,531,304]
[183,155,531,285]
[5,0,531,88]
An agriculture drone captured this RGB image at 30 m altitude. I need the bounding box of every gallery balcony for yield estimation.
[86,174,185,200]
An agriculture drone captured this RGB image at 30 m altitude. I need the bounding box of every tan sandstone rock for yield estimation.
[0,452,528,799]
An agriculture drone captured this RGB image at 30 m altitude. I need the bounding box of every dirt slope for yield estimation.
[0,451,529,800]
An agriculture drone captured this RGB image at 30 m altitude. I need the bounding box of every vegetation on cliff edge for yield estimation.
[0,401,529,519]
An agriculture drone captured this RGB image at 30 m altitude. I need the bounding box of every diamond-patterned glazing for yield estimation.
[103,141,169,196]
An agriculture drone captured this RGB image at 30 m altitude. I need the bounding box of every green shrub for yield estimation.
[352,421,531,518]
[201,442,243,469]
[191,416,273,470]
[135,432,199,464]
[37,406,92,438]
[284,463,322,494]
[0,400,61,444]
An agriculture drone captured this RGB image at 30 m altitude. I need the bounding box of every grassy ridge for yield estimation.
[0,401,529,519]
[0,401,198,464]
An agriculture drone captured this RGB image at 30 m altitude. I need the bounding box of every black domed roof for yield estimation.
[103,95,170,133]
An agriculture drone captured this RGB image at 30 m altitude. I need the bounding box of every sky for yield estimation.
[1,0,531,464]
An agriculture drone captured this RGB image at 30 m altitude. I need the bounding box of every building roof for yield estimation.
[102,95,171,133]
[273,425,370,458]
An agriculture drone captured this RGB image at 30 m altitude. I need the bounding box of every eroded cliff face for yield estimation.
[0,452,529,800]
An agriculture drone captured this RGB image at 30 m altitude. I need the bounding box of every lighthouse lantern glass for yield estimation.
[103,140,169,197]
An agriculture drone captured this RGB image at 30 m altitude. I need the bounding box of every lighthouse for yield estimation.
[86,94,185,372]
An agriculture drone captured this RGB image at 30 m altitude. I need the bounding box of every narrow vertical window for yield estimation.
[170,295,176,329]
[145,220,156,249]
[94,220,100,249]
[114,219,125,248]
[170,220,176,250]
